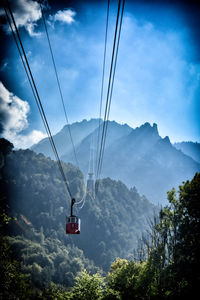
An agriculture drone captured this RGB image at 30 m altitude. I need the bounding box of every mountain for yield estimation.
[1,140,155,274]
[61,120,133,173]
[101,124,199,204]
[31,119,200,204]
[31,119,103,163]
[174,141,200,164]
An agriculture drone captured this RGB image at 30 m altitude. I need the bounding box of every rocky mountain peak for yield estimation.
[31,119,200,205]
[130,122,160,142]
[162,136,171,144]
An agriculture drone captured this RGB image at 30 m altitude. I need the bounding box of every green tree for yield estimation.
[167,173,200,298]
[107,258,148,300]
[106,174,200,300]
[40,283,71,300]
[139,173,200,299]
[71,270,105,300]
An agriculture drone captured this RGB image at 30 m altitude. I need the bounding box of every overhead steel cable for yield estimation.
[96,0,125,180]
[5,1,73,200]
[39,2,79,169]
[4,7,40,122]
[98,0,125,177]
[75,134,94,208]
[97,0,125,179]
[3,6,52,152]
[95,0,110,178]
[96,0,122,179]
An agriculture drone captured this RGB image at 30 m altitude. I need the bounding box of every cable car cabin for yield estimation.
[66,198,80,234]
[66,216,80,234]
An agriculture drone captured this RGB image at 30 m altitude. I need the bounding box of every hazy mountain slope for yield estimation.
[1,140,155,272]
[63,121,200,204]
[174,141,200,164]
[31,119,200,205]
[101,124,200,203]
[61,120,133,172]
[31,119,101,162]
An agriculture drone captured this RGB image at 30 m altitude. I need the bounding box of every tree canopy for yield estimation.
[1,138,199,299]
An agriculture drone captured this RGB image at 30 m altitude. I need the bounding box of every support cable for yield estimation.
[96,0,121,179]
[4,6,53,155]
[5,1,73,200]
[76,133,95,208]
[96,0,124,180]
[39,1,79,169]
[98,0,125,176]
[95,0,110,178]
[75,136,92,207]
[4,7,48,135]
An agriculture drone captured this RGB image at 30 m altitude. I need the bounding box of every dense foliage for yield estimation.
[1,138,199,299]
[105,173,200,299]
[2,145,154,270]
[76,178,154,270]
[0,138,154,290]
[39,172,199,300]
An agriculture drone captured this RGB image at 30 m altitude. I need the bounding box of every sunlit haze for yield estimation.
[0,0,200,147]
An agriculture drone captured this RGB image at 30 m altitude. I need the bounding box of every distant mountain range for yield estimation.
[31,119,200,204]
[174,141,200,164]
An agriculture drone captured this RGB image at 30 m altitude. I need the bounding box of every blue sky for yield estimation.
[0,0,200,148]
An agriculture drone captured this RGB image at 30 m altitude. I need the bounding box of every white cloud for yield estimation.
[0,81,29,133]
[25,22,41,37]
[109,15,200,142]
[2,0,41,36]
[0,82,46,148]
[10,130,47,149]
[50,9,76,25]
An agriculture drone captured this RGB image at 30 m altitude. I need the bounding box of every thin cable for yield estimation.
[75,134,94,209]
[4,5,54,156]
[75,185,87,206]
[4,8,40,122]
[97,0,125,179]
[96,0,122,179]
[76,133,95,209]
[96,0,121,178]
[39,1,79,169]
[75,177,89,207]
[75,135,92,208]
[76,183,96,211]
[5,1,73,200]
[98,0,125,176]
[95,0,110,177]
[77,195,86,210]
[4,6,54,159]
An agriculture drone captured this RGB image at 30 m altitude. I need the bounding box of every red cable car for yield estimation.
[66,198,80,234]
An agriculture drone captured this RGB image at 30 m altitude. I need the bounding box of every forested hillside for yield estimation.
[1,138,199,299]
[0,138,155,290]
[32,119,200,204]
